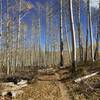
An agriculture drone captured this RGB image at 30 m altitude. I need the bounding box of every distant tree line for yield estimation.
[0,0,100,75]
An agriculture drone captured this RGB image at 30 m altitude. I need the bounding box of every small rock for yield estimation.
[17,80,27,85]
[2,91,7,96]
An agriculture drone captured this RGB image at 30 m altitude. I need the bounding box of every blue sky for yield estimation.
[22,0,60,49]
[1,0,99,50]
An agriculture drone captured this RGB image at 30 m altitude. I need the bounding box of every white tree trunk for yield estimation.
[75,72,99,83]
[88,0,94,62]
[69,0,76,72]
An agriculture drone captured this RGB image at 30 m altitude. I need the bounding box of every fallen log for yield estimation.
[1,79,28,98]
[38,68,56,75]
[75,72,99,83]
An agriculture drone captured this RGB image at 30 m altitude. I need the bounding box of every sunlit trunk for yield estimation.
[88,0,94,62]
[69,0,77,73]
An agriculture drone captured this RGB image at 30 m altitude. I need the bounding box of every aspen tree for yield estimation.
[78,0,83,61]
[94,0,100,60]
[0,0,2,67]
[88,0,94,61]
[69,0,77,74]
[85,0,89,62]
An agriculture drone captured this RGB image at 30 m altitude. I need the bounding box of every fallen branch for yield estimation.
[75,72,99,83]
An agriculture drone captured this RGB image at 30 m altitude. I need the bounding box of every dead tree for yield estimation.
[59,0,64,67]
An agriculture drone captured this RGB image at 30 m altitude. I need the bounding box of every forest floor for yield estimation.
[65,61,100,100]
[0,61,100,100]
[0,80,70,100]
[0,66,71,100]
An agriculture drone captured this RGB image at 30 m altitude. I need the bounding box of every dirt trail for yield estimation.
[55,72,70,100]
[0,68,71,100]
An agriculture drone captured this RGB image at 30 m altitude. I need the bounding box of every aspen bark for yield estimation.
[94,0,100,60]
[78,0,83,61]
[88,0,94,61]
[69,0,77,73]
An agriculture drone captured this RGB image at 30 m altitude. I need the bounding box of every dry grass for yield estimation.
[15,81,62,100]
[65,61,100,100]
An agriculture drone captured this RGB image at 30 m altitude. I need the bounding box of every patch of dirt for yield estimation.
[15,81,62,100]
[55,72,70,100]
